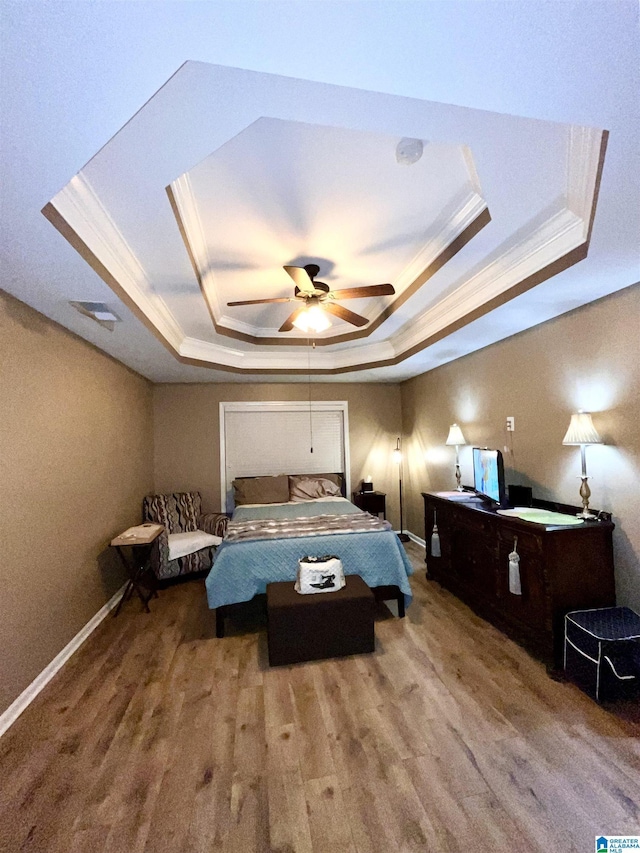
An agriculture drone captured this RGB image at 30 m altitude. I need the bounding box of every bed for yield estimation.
[205,473,413,637]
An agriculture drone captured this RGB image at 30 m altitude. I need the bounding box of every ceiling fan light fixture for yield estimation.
[292,304,332,334]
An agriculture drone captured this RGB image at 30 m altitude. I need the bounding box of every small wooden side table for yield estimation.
[110,523,163,616]
[352,491,386,519]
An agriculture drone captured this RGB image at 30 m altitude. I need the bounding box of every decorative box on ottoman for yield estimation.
[267,574,375,666]
[564,607,640,702]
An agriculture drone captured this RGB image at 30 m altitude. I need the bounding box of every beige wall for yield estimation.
[153,382,402,521]
[401,283,640,610]
[0,292,154,716]
[4,282,639,718]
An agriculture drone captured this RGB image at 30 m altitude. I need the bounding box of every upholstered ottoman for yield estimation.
[267,574,375,666]
[564,607,640,701]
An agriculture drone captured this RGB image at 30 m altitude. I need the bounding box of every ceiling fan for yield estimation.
[227,264,395,333]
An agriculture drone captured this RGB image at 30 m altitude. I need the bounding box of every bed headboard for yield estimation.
[228,472,346,512]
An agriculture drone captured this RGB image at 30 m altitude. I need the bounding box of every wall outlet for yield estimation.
[506,416,515,432]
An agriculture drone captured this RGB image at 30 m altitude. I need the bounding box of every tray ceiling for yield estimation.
[42,61,607,377]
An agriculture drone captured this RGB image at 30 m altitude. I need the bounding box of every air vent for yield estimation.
[69,301,121,331]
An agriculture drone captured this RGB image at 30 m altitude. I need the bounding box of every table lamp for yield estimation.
[562,411,603,519]
[446,424,467,491]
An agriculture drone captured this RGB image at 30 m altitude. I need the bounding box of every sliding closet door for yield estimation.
[220,401,350,511]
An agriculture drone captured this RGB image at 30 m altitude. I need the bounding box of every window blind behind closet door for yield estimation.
[224,409,345,481]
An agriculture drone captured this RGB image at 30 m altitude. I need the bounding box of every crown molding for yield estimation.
[41,64,607,378]
[168,172,223,323]
[44,181,590,376]
[49,174,184,351]
[566,126,607,233]
[169,171,488,345]
[391,189,487,297]
[392,206,584,355]
[179,334,395,371]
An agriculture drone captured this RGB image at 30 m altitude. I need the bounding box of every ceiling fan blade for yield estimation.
[323,302,369,327]
[328,284,395,300]
[283,265,315,293]
[279,306,307,332]
[227,297,293,306]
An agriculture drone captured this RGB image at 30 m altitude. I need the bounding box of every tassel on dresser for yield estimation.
[430,510,441,557]
[508,536,522,595]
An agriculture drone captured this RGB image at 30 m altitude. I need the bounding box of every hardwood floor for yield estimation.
[1,541,639,852]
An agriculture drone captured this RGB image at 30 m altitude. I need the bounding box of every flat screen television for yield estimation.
[472,447,506,506]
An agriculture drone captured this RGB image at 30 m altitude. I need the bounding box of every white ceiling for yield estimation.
[174,119,476,338]
[2,1,639,384]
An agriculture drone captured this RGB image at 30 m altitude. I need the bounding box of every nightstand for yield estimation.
[353,491,386,519]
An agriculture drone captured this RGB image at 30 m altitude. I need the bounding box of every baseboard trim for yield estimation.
[407,530,426,548]
[395,529,426,548]
[0,582,126,740]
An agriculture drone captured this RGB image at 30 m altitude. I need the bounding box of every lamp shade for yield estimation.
[392,437,402,464]
[446,424,466,446]
[562,411,603,446]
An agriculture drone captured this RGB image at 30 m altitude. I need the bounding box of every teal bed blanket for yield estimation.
[205,498,413,609]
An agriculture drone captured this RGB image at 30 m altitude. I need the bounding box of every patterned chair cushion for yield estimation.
[142,492,229,580]
[199,512,229,538]
[143,492,201,534]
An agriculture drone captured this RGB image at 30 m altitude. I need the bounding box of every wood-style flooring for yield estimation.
[1,542,639,852]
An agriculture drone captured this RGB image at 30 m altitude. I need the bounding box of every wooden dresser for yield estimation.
[422,492,616,670]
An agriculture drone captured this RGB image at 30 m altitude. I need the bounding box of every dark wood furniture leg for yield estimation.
[114,544,158,616]
[113,576,135,618]
[372,584,405,618]
[216,606,226,638]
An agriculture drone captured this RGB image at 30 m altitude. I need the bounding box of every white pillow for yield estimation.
[168,530,222,561]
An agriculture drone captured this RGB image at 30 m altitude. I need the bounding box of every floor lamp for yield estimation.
[393,437,410,542]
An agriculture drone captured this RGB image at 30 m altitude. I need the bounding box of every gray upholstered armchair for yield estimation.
[142,492,228,580]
